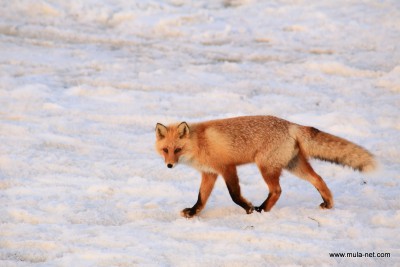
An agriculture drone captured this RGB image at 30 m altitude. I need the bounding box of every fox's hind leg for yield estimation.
[181,172,218,218]
[286,151,333,209]
[255,165,282,212]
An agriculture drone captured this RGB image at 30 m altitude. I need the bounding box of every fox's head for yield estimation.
[155,122,190,169]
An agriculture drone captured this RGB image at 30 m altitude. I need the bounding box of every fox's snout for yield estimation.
[165,158,177,169]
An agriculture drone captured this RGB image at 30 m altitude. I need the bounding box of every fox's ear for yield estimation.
[177,122,190,139]
[155,123,167,139]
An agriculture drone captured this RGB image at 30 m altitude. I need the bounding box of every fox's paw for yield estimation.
[180,208,198,218]
[319,201,333,209]
[246,206,255,214]
[254,206,263,213]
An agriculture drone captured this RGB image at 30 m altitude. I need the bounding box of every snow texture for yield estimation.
[1,0,399,266]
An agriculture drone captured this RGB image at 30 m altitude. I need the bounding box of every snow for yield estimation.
[1,0,399,266]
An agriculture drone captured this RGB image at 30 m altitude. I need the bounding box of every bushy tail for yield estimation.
[292,125,376,172]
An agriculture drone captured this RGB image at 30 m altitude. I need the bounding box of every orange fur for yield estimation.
[155,116,376,217]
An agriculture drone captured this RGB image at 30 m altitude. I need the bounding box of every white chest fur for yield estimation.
[179,155,217,174]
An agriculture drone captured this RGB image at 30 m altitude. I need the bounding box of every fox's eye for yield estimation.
[174,148,182,154]
[163,148,168,153]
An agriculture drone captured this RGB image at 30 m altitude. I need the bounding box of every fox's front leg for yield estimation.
[181,172,218,218]
[222,165,254,214]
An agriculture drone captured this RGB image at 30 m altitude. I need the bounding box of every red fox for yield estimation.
[155,116,376,218]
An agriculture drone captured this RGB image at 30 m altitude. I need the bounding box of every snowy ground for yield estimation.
[1,0,399,266]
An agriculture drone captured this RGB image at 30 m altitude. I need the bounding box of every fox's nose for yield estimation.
[167,163,173,168]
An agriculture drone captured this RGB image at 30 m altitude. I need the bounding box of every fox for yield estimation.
[155,115,376,218]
